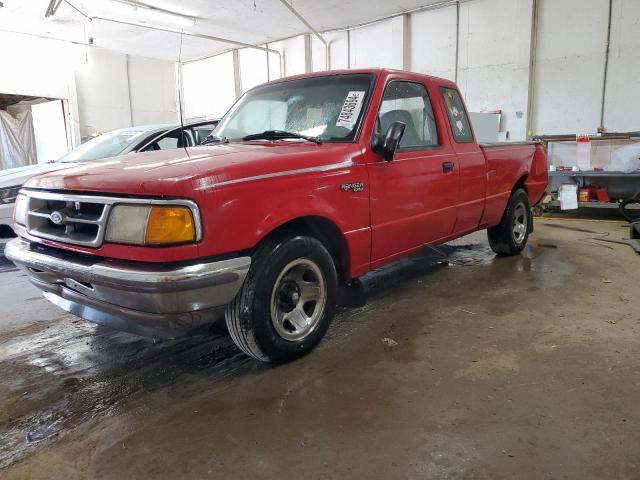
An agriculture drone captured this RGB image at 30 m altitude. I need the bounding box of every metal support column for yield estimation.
[600,0,613,130]
[304,33,313,73]
[232,49,242,99]
[525,0,539,138]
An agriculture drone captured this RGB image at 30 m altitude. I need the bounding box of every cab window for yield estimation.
[193,123,217,144]
[377,81,438,150]
[144,130,193,151]
[440,87,474,143]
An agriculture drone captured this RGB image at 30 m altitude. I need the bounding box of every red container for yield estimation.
[596,188,611,203]
[579,187,597,202]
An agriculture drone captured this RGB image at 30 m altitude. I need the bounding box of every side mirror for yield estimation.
[382,121,405,162]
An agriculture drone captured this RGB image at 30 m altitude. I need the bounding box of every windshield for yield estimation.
[214,73,375,143]
[55,128,155,163]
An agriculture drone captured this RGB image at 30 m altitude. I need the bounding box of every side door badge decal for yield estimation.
[341,182,365,192]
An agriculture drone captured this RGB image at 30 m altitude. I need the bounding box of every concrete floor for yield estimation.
[0,218,639,479]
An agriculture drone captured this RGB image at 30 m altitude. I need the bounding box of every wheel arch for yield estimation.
[513,173,529,194]
[511,178,534,234]
[252,215,351,284]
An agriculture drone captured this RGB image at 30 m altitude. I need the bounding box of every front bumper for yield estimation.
[5,238,251,338]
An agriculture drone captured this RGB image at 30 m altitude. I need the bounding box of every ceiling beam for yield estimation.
[51,0,276,58]
[63,0,91,20]
[278,0,328,70]
[92,16,281,56]
[44,0,63,17]
[323,0,474,33]
[108,0,196,23]
[0,27,91,46]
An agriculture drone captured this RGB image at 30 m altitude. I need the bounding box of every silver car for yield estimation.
[0,120,218,242]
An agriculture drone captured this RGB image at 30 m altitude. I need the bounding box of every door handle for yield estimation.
[442,161,455,173]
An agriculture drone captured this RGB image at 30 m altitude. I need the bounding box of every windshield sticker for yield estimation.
[336,91,366,129]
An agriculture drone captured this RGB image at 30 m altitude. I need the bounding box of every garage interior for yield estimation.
[0,1,639,479]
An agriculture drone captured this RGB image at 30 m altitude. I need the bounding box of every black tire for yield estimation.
[225,234,338,363]
[487,188,531,256]
[619,194,640,223]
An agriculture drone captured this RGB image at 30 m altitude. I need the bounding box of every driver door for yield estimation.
[368,79,459,264]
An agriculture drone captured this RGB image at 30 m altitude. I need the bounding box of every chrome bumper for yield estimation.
[5,238,251,338]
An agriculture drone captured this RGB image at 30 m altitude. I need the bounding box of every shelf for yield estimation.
[549,171,640,178]
[547,200,640,210]
[532,132,640,142]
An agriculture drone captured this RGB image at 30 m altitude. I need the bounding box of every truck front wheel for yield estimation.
[487,188,531,256]
[225,235,338,363]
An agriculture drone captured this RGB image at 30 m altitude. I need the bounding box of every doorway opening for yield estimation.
[0,93,71,170]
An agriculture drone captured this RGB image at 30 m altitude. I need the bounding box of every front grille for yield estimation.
[24,191,112,247]
[19,190,202,248]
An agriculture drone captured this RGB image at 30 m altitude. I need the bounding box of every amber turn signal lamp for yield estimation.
[144,206,195,245]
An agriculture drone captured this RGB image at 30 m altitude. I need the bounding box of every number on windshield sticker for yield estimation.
[336,91,366,129]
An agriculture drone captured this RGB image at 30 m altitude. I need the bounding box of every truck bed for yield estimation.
[480,141,548,227]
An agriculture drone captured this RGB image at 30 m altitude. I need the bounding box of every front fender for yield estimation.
[196,165,371,276]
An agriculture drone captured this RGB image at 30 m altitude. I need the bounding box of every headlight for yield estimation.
[105,204,198,246]
[14,193,28,225]
[0,185,21,204]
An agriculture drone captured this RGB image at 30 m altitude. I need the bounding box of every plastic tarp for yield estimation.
[610,143,640,173]
[0,110,37,170]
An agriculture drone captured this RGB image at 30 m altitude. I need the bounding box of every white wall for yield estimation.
[410,6,457,80]
[4,1,637,151]
[458,0,533,141]
[239,48,270,92]
[311,31,350,71]
[311,35,328,72]
[532,0,609,135]
[0,33,82,100]
[272,36,307,77]
[182,0,639,139]
[350,20,396,69]
[267,49,283,80]
[75,49,178,137]
[328,32,350,70]
[603,0,640,131]
[128,56,178,126]
[75,49,131,136]
[0,32,82,146]
[238,47,283,93]
[182,52,236,121]
[1,33,179,148]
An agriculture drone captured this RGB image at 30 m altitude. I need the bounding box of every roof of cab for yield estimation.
[260,68,459,90]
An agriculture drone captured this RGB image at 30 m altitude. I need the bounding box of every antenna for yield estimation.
[178,28,187,154]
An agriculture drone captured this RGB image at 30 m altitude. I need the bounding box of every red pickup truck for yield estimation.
[7,69,548,363]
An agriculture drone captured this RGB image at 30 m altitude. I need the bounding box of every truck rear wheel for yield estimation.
[225,235,337,363]
[487,188,531,256]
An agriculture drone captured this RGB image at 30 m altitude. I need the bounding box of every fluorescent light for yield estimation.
[96,0,195,28]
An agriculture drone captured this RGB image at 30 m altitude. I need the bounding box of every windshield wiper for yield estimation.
[242,130,322,145]
[200,135,229,145]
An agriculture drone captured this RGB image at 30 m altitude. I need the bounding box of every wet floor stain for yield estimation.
[3,220,639,480]
[0,231,572,471]
[0,257,17,274]
[0,237,502,469]
[0,318,263,469]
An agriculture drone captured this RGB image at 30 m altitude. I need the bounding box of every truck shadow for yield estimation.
[360,241,495,300]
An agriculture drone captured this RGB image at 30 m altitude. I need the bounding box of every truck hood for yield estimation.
[0,162,76,188]
[23,142,362,197]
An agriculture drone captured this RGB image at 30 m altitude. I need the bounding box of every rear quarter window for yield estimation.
[440,87,474,143]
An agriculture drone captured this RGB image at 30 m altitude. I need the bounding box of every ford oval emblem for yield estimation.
[50,211,65,225]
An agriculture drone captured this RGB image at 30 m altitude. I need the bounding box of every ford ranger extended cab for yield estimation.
[6,69,548,363]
